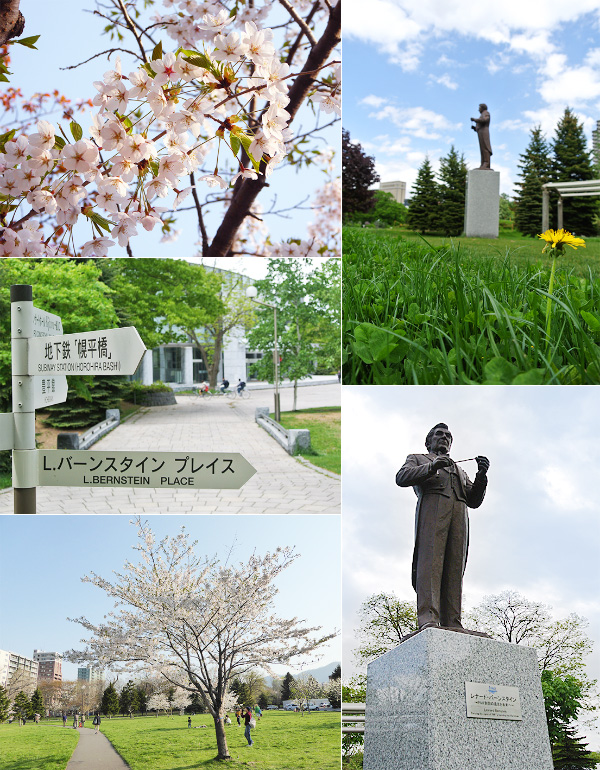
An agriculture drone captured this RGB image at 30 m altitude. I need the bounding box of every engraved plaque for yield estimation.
[465,682,522,720]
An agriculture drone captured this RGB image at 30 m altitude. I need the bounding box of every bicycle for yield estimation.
[188,386,213,402]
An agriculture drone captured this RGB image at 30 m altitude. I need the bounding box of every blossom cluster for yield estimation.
[0,14,305,258]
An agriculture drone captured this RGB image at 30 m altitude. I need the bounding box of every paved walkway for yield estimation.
[0,384,340,514]
[66,727,130,770]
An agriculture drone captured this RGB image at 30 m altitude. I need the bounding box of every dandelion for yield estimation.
[537,229,586,345]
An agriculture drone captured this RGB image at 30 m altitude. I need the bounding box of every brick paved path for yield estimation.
[0,384,340,514]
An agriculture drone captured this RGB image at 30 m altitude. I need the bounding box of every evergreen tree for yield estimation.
[514,126,553,237]
[119,680,139,716]
[43,376,127,429]
[342,128,379,216]
[552,108,597,235]
[437,146,467,236]
[101,682,120,717]
[329,664,341,681]
[0,686,10,722]
[136,686,148,714]
[186,692,206,714]
[258,692,269,710]
[407,157,439,234]
[12,691,32,720]
[552,725,597,769]
[30,688,45,718]
[281,672,295,701]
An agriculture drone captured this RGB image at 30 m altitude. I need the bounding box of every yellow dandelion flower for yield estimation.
[537,229,586,252]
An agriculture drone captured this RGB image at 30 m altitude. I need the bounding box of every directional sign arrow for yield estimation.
[34,375,69,409]
[38,450,257,490]
[27,327,146,377]
[32,306,63,338]
[0,413,14,451]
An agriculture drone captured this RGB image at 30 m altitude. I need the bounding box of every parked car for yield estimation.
[266,705,279,710]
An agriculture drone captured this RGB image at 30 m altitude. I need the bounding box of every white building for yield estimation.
[0,649,39,689]
[379,180,407,204]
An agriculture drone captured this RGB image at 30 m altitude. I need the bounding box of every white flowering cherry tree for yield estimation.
[0,0,340,260]
[65,519,337,760]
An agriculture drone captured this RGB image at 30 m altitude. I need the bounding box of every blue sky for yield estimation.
[0,514,341,681]
[342,385,600,747]
[343,0,600,198]
[5,1,339,259]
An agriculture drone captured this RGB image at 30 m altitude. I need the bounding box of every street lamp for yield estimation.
[246,285,280,421]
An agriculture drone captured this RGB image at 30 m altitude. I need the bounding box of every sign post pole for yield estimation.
[11,285,36,514]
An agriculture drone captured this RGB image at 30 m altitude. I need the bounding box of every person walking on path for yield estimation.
[63,714,67,727]
[73,714,78,729]
[243,706,254,746]
[93,712,101,734]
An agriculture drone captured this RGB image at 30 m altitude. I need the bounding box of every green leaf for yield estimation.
[0,129,16,153]
[483,356,518,384]
[14,35,40,49]
[352,323,398,364]
[230,134,241,157]
[238,133,260,172]
[182,52,213,71]
[53,135,66,150]
[512,369,545,385]
[86,211,113,233]
[70,121,83,142]
[151,41,163,62]
[581,310,600,332]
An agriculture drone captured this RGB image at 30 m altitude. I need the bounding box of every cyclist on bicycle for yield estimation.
[237,379,246,394]
[220,378,230,394]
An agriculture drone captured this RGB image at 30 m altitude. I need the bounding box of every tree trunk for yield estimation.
[0,0,25,45]
[293,379,298,411]
[213,715,231,760]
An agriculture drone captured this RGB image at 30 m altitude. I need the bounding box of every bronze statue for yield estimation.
[471,104,492,169]
[395,423,489,631]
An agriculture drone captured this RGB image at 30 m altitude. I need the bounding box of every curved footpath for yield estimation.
[0,383,340,514]
[66,727,130,770]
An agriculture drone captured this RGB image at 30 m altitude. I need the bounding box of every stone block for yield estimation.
[464,169,500,238]
[364,627,553,770]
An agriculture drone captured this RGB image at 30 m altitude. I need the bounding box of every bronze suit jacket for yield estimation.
[396,453,487,590]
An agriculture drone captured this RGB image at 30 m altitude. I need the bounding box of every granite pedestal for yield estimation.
[464,169,500,238]
[363,628,553,770]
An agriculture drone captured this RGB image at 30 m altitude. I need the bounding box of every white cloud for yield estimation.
[345,0,600,69]
[363,102,460,139]
[429,73,458,90]
[360,94,387,108]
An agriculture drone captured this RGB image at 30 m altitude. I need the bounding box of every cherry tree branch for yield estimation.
[277,0,317,46]
[205,1,340,259]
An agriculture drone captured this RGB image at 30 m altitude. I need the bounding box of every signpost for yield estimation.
[8,284,257,513]
[35,450,256,490]
[27,327,146,376]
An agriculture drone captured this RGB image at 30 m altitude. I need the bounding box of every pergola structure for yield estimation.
[542,179,600,231]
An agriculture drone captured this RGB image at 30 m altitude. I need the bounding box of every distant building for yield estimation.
[0,649,39,688]
[33,650,62,682]
[77,666,104,683]
[379,180,407,204]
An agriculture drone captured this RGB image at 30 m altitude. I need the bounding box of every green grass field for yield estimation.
[0,712,341,770]
[275,407,341,475]
[344,225,600,274]
[0,723,79,770]
[101,711,341,770]
[343,227,600,385]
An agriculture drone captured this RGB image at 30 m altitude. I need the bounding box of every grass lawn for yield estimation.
[343,227,600,385]
[274,407,341,475]
[344,225,600,275]
[100,711,341,770]
[0,722,79,770]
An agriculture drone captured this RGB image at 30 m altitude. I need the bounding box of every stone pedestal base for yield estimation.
[363,628,553,770]
[464,169,500,238]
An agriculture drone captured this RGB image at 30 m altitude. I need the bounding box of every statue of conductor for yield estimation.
[471,103,492,169]
[395,424,490,631]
